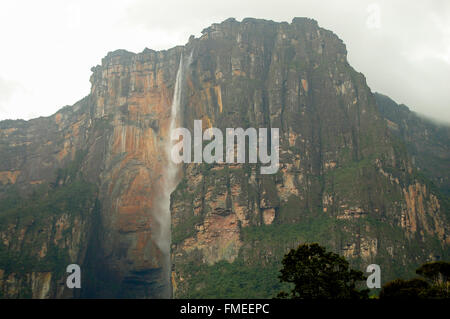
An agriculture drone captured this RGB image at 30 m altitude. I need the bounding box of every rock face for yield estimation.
[0,18,449,298]
[375,93,450,197]
[0,47,184,298]
[169,18,450,297]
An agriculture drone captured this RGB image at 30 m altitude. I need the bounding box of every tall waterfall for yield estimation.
[155,51,191,298]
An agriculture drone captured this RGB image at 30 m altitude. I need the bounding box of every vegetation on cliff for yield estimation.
[380,261,450,299]
[277,243,368,299]
[0,17,448,299]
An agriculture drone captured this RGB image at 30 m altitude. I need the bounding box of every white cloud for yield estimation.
[0,0,449,122]
[366,3,381,30]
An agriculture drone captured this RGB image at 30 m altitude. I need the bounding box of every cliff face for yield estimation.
[0,48,184,298]
[84,48,183,298]
[0,18,449,298]
[169,18,449,297]
[375,93,450,197]
[0,97,96,298]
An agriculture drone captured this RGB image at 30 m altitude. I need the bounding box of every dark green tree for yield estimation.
[416,261,450,285]
[380,261,450,299]
[379,278,429,299]
[416,261,450,298]
[277,243,369,299]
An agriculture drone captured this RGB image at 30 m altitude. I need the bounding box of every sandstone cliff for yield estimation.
[169,18,449,297]
[0,47,185,298]
[0,18,448,298]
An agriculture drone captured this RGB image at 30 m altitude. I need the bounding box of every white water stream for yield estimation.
[155,51,192,297]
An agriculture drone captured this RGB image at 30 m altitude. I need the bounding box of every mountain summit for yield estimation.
[0,18,448,298]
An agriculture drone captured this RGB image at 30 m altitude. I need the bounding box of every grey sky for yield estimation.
[0,0,449,122]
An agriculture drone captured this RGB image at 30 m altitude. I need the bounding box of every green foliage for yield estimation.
[278,195,304,223]
[416,261,450,285]
[0,179,95,277]
[0,243,71,278]
[277,243,369,299]
[176,216,336,298]
[92,116,113,131]
[0,180,95,224]
[325,156,374,194]
[241,215,333,246]
[380,261,450,299]
[172,214,203,244]
[379,278,430,299]
[0,151,97,278]
[178,259,288,298]
[54,149,87,185]
[0,186,22,213]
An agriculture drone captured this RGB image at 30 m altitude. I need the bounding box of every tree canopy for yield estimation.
[277,243,369,299]
[380,261,450,299]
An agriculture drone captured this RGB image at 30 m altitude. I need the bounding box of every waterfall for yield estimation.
[166,54,185,189]
[155,51,191,298]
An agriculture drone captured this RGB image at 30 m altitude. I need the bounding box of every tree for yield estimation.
[380,261,450,299]
[416,261,450,298]
[277,243,369,299]
[416,261,450,286]
[379,278,429,299]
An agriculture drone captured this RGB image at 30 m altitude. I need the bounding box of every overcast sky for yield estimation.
[0,0,449,123]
